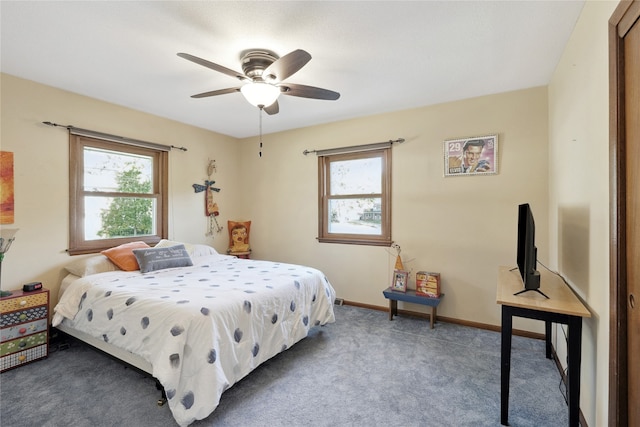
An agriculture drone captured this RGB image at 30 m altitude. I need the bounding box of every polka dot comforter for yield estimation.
[53,255,336,426]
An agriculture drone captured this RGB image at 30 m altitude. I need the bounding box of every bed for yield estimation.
[53,240,336,427]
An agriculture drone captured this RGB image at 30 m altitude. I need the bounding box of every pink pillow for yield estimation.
[101,241,150,271]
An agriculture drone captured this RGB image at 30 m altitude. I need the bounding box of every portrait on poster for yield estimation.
[444,135,498,177]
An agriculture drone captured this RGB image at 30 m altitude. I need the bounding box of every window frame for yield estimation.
[69,135,168,255]
[318,148,392,246]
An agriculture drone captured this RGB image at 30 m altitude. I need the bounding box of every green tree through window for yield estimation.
[98,165,153,237]
[69,135,168,255]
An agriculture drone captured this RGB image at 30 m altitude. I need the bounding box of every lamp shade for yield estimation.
[0,228,18,254]
[240,83,280,108]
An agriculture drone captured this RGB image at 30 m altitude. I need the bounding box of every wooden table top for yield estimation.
[496,266,591,318]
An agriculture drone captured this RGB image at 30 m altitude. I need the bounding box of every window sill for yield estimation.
[317,237,392,247]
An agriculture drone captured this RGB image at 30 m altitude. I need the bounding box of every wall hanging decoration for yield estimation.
[444,134,498,177]
[0,151,15,224]
[227,220,251,259]
[192,160,223,236]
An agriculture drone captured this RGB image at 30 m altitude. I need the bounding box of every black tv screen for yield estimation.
[517,203,540,291]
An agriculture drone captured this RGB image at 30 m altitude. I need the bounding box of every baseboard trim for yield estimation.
[342,300,544,340]
[550,347,588,427]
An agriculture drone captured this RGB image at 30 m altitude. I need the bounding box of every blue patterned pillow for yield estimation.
[132,244,193,273]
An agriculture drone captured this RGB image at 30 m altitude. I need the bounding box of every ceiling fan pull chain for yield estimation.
[259,107,263,157]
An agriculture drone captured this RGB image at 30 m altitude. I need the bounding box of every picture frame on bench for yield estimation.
[391,269,408,292]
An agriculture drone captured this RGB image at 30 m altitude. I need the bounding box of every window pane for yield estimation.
[84,147,153,194]
[85,196,156,240]
[330,157,381,195]
[328,198,381,235]
[318,148,390,246]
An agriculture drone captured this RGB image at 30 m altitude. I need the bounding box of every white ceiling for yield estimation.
[1,1,585,139]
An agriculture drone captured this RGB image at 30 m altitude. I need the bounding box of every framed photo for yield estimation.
[415,271,441,298]
[444,134,498,177]
[391,269,409,293]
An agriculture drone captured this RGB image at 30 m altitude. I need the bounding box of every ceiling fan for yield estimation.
[177,49,340,115]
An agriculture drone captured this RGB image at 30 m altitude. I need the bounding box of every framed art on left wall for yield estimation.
[0,151,14,224]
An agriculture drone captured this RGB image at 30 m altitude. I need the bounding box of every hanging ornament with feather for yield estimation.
[192,159,223,235]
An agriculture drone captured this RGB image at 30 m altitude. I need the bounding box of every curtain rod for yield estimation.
[42,122,187,152]
[303,138,405,156]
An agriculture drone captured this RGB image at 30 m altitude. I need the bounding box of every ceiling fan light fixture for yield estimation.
[240,82,280,108]
[179,49,339,114]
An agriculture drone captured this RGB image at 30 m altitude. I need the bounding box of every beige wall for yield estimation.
[548,1,617,426]
[238,86,550,330]
[0,73,241,305]
[1,72,550,330]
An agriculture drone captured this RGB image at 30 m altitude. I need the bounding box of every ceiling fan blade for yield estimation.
[279,83,340,100]
[264,100,279,115]
[191,87,241,98]
[177,53,248,82]
[263,49,311,82]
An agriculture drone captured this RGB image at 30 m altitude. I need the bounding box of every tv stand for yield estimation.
[496,266,591,427]
[513,288,549,299]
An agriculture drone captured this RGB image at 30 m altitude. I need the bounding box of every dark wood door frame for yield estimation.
[609,1,639,425]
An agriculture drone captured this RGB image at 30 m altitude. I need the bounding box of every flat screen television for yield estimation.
[515,203,546,297]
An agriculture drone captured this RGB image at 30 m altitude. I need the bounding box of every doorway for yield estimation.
[609,1,640,425]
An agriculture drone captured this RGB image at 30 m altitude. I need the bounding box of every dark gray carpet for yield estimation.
[0,305,568,426]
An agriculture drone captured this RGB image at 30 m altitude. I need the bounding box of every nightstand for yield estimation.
[0,288,49,372]
[233,251,251,259]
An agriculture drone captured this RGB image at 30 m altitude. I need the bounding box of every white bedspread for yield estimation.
[53,255,336,426]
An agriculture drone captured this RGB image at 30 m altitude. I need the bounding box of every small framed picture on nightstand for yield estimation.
[391,269,408,293]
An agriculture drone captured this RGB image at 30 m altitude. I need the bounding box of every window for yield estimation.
[318,148,391,246]
[69,135,168,255]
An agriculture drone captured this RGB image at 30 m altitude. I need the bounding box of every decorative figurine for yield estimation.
[227,220,251,258]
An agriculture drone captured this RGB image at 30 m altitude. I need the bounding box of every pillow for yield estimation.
[155,239,218,258]
[101,241,150,271]
[155,239,195,254]
[190,244,218,258]
[64,254,119,277]
[133,244,193,273]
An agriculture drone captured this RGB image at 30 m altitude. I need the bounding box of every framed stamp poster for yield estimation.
[444,135,498,177]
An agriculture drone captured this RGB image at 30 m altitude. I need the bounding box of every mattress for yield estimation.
[53,254,336,426]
